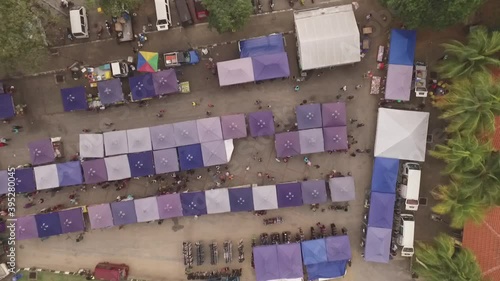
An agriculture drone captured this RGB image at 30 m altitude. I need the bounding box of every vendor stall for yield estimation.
[370,76,381,95]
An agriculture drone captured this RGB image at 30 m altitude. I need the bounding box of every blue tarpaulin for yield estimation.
[306,261,347,280]
[388,29,417,66]
[371,157,399,193]
[368,192,396,229]
[239,34,285,58]
[0,94,15,119]
[60,87,88,112]
[177,144,204,171]
[301,239,327,265]
[35,213,62,238]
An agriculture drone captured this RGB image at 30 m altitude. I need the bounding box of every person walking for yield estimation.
[350,153,356,157]
[340,86,347,91]
[0,138,8,144]
[349,119,357,124]
[357,123,365,128]
[347,95,354,101]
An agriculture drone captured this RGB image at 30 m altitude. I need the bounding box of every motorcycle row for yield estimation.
[183,240,245,269]
[186,268,242,280]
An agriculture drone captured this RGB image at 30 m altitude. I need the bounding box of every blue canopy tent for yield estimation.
[128,151,155,178]
[0,94,15,119]
[252,52,290,81]
[228,186,254,212]
[129,73,156,101]
[60,86,88,112]
[371,157,399,193]
[388,29,417,66]
[368,192,396,229]
[301,239,327,265]
[239,34,285,58]
[35,213,62,238]
[56,161,83,187]
[177,144,204,171]
[97,79,124,105]
[306,261,348,280]
[180,191,207,216]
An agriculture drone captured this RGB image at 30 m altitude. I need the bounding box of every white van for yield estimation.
[69,6,89,39]
[397,214,415,257]
[154,0,172,31]
[399,162,421,211]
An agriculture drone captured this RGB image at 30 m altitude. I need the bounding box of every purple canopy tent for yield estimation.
[180,191,207,216]
[152,69,179,96]
[323,126,348,151]
[385,64,413,101]
[0,171,7,195]
[60,86,88,112]
[16,216,39,240]
[299,128,325,154]
[56,161,83,187]
[88,203,114,229]
[329,176,355,202]
[201,140,228,167]
[97,79,124,105]
[296,103,323,130]
[217,58,255,86]
[301,180,328,204]
[325,235,352,261]
[156,193,183,219]
[129,73,156,101]
[277,243,304,279]
[0,94,15,119]
[252,52,290,81]
[368,192,396,229]
[58,208,85,234]
[173,120,200,146]
[149,124,176,150]
[253,245,280,281]
[321,102,347,127]
[220,114,247,140]
[153,148,179,174]
[134,197,160,223]
[35,213,62,238]
[197,117,223,143]
[29,139,55,165]
[81,159,108,184]
[128,151,155,178]
[178,144,204,171]
[276,182,303,208]
[248,111,275,137]
[275,132,301,158]
[13,168,36,193]
[364,227,391,263]
[110,200,137,226]
[228,186,254,212]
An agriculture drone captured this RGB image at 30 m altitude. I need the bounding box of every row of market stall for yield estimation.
[16,178,356,240]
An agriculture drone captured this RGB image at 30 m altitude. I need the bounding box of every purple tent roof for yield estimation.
[153,148,179,174]
[385,64,413,101]
[229,186,254,212]
[254,245,280,281]
[82,159,108,184]
[111,200,137,226]
[368,192,396,229]
[0,94,15,119]
[35,213,62,238]
[329,176,356,202]
[201,140,228,167]
[58,208,85,234]
[326,235,352,261]
[149,124,176,150]
[0,171,7,195]
[88,203,114,229]
[17,215,38,240]
[364,227,391,263]
[153,69,179,96]
[134,197,160,222]
[248,111,275,137]
[129,73,156,101]
[173,120,200,146]
[56,161,83,187]
[156,193,183,219]
[178,144,204,171]
[180,191,207,216]
[197,117,223,143]
[217,58,255,86]
[29,139,55,165]
[301,180,328,204]
[97,79,124,105]
[277,244,304,279]
[322,102,347,127]
[299,128,325,154]
[60,86,88,112]
[220,114,247,140]
[276,182,303,208]
[275,132,301,158]
[323,126,348,151]
[252,52,290,81]
[296,103,323,130]
[128,151,155,178]
[13,168,36,193]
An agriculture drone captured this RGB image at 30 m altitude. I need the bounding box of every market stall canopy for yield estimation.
[13,168,36,193]
[323,126,348,151]
[239,34,285,58]
[128,151,155,177]
[276,182,303,208]
[152,69,179,96]
[134,197,160,223]
[35,212,62,238]
[127,128,152,153]
[296,103,322,130]
[137,51,159,72]
[34,164,59,190]
[156,193,183,219]
[0,94,15,119]
[104,130,129,156]
[0,171,7,195]
[364,227,391,263]
[252,52,290,81]
[325,235,352,261]
[58,208,85,234]
[301,180,327,204]
[81,159,108,184]
[228,186,254,212]
[294,5,360,70]
[248,111,275,137]
[88,203,114,229]
[129,73,156,101]
[306,261,347,280]
[29,138,55,165]
[149,124,176,150]
[371,157,399,193]
[275,131,301,158]
[322,102,347,127]
[153,148,179,174]
[201,140,229,167]
[180,191,207,216]
[252,185,278,210]
[374,108,430,161]
[104,155,131,181]
[56,161,83,187]
[79,134,105,158]
[173,120,200,146]
[388,29,417,66]
[217,58,255,86]
[277,244,304,279]
[197,117,223,143]
[177,144,204,171]
[301,239,327,265]
[111,200,137,226]
[329,176,355,202]
[220,114,247,140]
[17,215,39,240]
[205,188,231,214]
[385,64,413,101]
[368,192,396,229]
[97,79,124,105]
[253,245,280,281]
[60,86,88,112]
[299,128,325,154]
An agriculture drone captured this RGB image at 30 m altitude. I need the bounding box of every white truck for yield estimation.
[397,214,415,257]
[414,62,428,97]
[399,162,421,211]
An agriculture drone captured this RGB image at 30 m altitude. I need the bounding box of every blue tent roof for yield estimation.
[301,239,327,265]
[368,192,395,228]
[239,34,285,58]
[306,261,347,280]
[128,151,155,178]
[129,73,156,101]
[180,191,207,216]
[97,79,123,105]
[60,87,88,112]
[229,186,254,212]
[0,94,15,119]
[35,213,62,238]
[371,157,399,193]
[388,29,417,66]
[177,144,204,171]
[56,161,83,187]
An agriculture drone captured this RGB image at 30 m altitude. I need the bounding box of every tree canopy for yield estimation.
[86,0,142,16]
[202,0,253,33]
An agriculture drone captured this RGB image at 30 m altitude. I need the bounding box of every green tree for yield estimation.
[86,0,142,16]
[437,27,500,78]
[414,234,485,281]
[380,0,485,29]
[202,0,253,33]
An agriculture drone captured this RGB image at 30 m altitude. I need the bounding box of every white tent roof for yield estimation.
[104,155,131,181]
[103,130,128,156]
[79,134,104,158]
[127,128,152,153]
[205,188,231,214]
[224,139,234,162]
[374,108,430,162]
[294,5,360,70]
[34,164,59,190]
[252,185,278,210]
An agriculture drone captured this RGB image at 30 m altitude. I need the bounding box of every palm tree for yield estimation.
[437,27,500,79]
[414,234,485,281]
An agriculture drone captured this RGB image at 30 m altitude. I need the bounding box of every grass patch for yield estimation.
[18,271,89,281]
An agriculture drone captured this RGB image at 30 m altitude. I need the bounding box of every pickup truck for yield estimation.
[164,50,200,67]
[113,11,134,43]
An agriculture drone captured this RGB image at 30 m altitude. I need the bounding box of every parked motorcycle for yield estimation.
[263,216,283,225]
[269,0,275,11]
